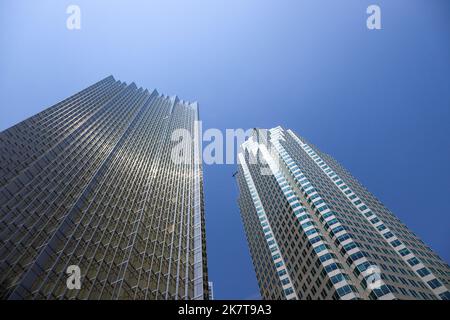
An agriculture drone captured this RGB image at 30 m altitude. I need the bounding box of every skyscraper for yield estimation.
[0,76,209,300]
[236,126,450,300]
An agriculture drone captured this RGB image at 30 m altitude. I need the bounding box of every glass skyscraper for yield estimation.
[0,76,209,300]
[236,126,450,300]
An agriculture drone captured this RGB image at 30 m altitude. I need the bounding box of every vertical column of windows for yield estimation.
[238,151,298,300]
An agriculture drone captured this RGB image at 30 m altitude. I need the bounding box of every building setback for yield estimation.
[0,76,209,300]
[236,126,450,300]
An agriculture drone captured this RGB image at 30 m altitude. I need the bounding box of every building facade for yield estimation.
[0,76,209,300]
[236,126,450,300]
[208,281,214,300]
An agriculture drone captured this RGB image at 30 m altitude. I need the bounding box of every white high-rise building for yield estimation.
[236,126,450,300]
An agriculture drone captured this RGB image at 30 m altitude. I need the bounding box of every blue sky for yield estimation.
[1,0,449,299]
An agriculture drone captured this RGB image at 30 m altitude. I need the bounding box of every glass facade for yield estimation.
[236,126,450,300]
[0,76,209,300]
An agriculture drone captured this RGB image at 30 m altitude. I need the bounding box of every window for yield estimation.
[399,248,411,257]
[284,287,294,295]
[390,240,401,247]
[336,285,352,297]
[383,231,394,239]
[407,257,419,266]
[319,253,333,263]
[417,267,430,277]
[325,263,339,273]
[349,251,365,262]
[439,291,450,300]
[372,284,391,298]
[343,242,357,252]
[330,273,346,284]
[427,279,442,289]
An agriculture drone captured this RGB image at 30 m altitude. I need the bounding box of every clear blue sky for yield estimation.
[1,0,449,299]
